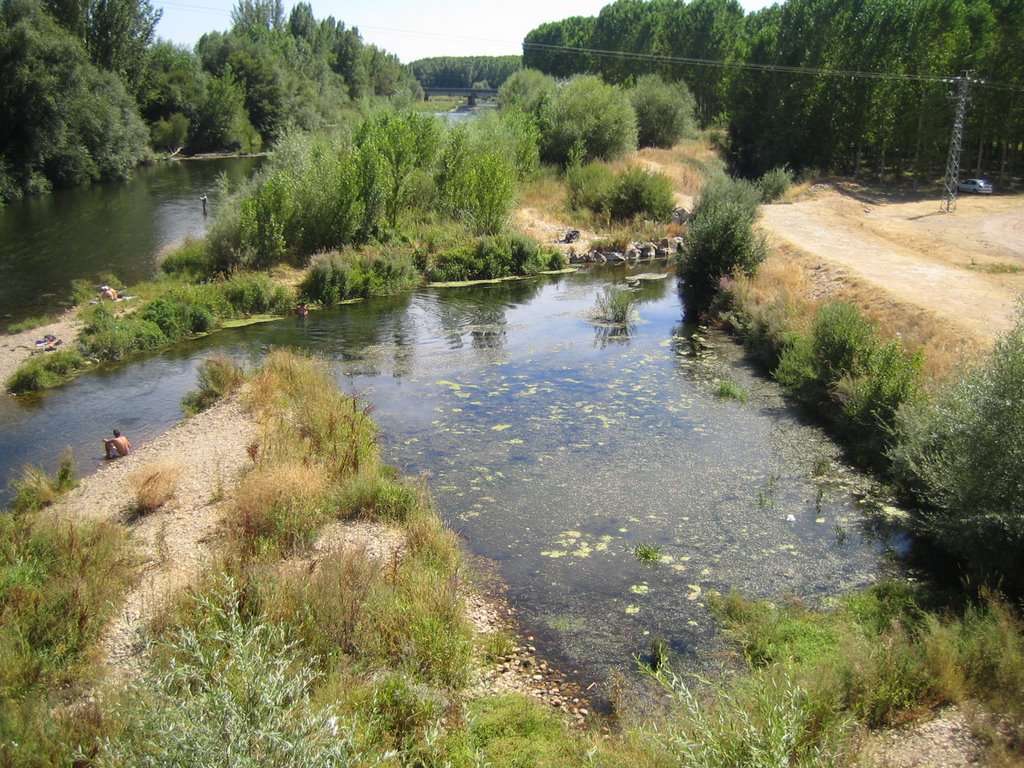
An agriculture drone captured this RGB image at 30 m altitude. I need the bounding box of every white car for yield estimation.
[957,178,993,194]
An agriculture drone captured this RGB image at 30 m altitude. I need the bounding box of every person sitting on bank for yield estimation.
[100,285,119,301]
[103,429,131,459]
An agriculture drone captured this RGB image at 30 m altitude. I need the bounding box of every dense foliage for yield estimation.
[498,71,641,166]
[678,174,766,316]
[524,0,1024,183]
[891,311,1024,592]
[774,301,923,463]
[207,108,537,273]
[408,55,520,89]
[567,162,675,221]
[0,0,418,199]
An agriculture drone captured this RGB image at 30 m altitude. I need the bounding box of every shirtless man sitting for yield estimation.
[100,285,119,300]
[103,429,131,459]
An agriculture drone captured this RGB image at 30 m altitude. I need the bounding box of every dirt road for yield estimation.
[759,184,1024,354]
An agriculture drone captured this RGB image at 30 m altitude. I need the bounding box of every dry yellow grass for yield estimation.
[752,237,981,381]
[128,460,184,514]
[229,459,328,554]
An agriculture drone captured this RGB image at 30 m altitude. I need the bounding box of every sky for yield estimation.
[154,0,778,63]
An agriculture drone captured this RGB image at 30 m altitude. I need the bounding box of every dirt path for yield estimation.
[759,185,1024,350]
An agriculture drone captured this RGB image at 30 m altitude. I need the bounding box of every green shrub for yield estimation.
[758,165,792,202]
[142,297,215,339]
[629,73,696,149]
[6,349,87,393]
[79,305,167,361]
[101,584,365,767]
[427,234,563,282]
[890,312,1024,592]
[566,161,616,215]
[0,505,130,700]
[70,278,97,305]
[647,666,856,767]
[539,75,638,166]
[182,355,246,414]
[223,273,294,315]
[678,175,767,316]
[607,165,675,221]
[299,250,419,305]
[775,302,921,459]
[161,238,217,279]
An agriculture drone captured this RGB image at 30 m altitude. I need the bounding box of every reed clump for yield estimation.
[595,285,637,325]
[181,355,245,414]
[10,447,78,513]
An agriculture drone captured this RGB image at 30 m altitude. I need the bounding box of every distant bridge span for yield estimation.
[422,86,499,105]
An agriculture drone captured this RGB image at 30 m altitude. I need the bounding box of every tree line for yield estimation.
[524,0,1024,185]
[407,55,521,90]
[0,0,420,200]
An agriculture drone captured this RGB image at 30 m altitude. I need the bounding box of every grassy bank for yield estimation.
[1,456,134,765]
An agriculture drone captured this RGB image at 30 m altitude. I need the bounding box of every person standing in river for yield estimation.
[103,429,131,459]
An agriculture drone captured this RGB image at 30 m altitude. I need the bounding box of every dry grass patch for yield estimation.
[128,459,184,515]
[229,459,328,556]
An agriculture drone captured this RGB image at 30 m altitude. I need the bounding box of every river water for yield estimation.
[0,158,905,702]
[0,156,263,325]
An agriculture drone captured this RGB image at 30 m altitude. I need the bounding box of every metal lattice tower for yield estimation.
[940,73,973,213]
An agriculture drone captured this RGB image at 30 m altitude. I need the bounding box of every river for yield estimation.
[0,156,263,326]
[0,261,906,704]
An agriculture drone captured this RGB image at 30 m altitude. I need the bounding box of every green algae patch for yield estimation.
[220,314,282,329]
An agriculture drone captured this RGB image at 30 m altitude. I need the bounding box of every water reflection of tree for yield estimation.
[333,292,418,378]
[428,278,547,356]
[625,270,673,307]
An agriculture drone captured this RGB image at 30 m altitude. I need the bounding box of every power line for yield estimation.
[522,41,1024,93]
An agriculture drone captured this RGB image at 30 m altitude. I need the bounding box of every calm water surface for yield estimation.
[0,265,905,699]
[0,157,263,324]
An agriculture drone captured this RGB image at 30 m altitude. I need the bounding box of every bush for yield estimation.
[223,273,294,315]
[758,166,792,202]
[101,584,364,767]
[6,349,87,393]
[629,74,696,149]
[182,355,245,414]
[142,297,215,339]
[679,175,767,317]
[890,312,1024,592]
[426,234,563,282]
[774,302,921,459]
[299,250,419,306]
[0,504,130,703]
[607,165,675,221]
[79,305,168,361]
[566,162,616,215]
[539,75,638,166]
